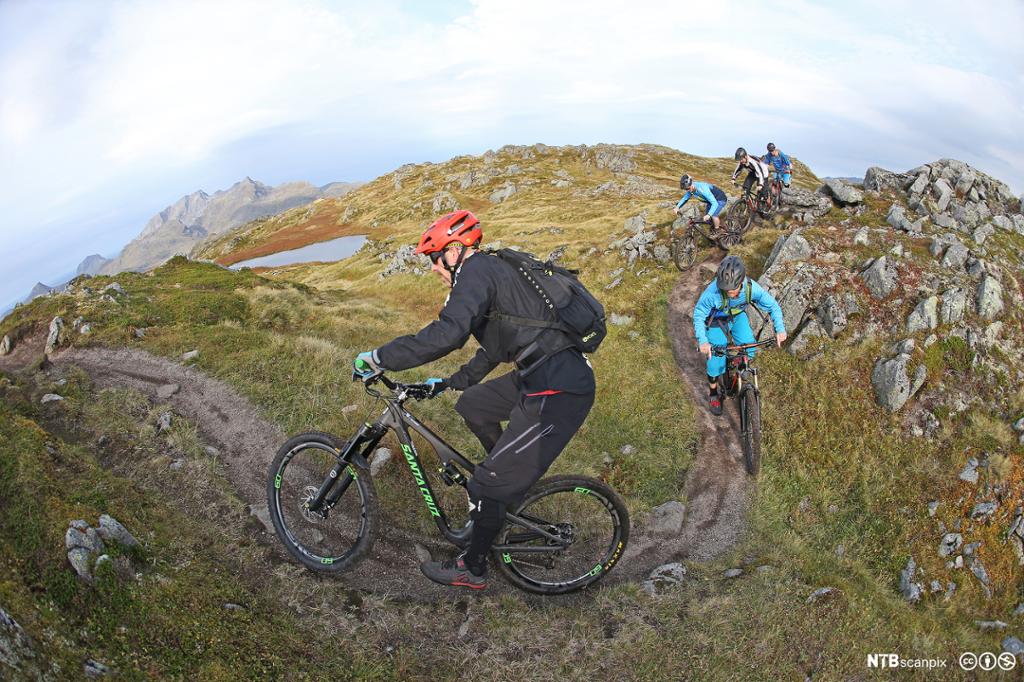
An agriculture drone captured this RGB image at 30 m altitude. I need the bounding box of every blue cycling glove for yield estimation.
[353,351,381,379]
[424,377,448,398]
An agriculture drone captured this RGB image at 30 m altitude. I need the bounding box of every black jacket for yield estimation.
[375,252,576,390]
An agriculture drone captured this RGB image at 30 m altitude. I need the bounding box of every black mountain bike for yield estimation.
[266,371,629,595]
[727,181,781,235]
[710,339,774,476]
[671,215,740,271]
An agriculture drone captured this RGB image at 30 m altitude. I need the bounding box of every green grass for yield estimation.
[3,144,1022,679]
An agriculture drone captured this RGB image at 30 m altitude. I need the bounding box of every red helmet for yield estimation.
[414,210,482,255]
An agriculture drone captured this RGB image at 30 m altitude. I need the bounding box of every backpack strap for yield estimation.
[486,311,569,333]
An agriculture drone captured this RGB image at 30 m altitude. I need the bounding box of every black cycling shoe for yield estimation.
[709,391,723,416]
[420,553,487,590]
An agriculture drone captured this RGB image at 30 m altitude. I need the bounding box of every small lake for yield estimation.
[230,235,367,270]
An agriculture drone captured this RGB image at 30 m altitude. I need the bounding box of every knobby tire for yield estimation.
[672,233,697,271]
[267,431,379,573]
[493,475,629,595]
[740,390,762,476]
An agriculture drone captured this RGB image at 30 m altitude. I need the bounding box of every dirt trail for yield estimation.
[616,257,752,573]
[2,267,750,595]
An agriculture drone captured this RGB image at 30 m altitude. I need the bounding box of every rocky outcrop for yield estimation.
[822,178,863,205]
[976,275,1003,319]
[66,516,140,583]
[380,245,431,278]
[906,296,938,334]
[44,316,64,354]
[863,166,910,192]
[609,212,658,267]
[1,606,53,680]
[939,288,968,324]
[763,231,811,272]
[872,341,926,411]
[781,187,833,218]
[860,256,898,299]
[886,204,923,234]
[488,183,518,203]
[593,146,636,172]
[431,191,459,213]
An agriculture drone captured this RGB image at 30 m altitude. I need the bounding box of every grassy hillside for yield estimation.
[3,144,1022,679]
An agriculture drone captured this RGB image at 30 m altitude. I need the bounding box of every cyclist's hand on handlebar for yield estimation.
[699,342,712,359]
[424,377,448,398]
[352,351,382,381]
[776,332,787,348]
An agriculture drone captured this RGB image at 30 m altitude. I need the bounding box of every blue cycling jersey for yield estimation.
[692,277,786,346]
[764,150,792,173]
[676,181,725,212]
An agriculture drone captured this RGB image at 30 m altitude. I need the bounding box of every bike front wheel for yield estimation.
[493,475,630,595]
[727,201,753,234]
[267,431,379,573]
[671,233,697,271]
[740,390,762,476]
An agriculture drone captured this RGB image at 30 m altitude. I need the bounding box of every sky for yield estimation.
[1,0,1022,311]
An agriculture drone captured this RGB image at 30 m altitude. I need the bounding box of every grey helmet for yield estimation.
[716,255,746,291]
[766,142,776,152]
[734,147,747,161]
[679,174,694,190]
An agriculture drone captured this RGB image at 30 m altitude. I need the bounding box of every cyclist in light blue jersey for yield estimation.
[764,142,792,187]
[674,174,728,235]
[692,256,786,416]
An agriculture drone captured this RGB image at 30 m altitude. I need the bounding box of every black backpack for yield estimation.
[487,249,607,353]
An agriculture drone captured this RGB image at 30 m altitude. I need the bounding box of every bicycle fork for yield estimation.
[306,421,383,515]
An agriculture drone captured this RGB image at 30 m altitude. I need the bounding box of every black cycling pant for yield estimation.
[743,170,770,202]
[454,371,594,572]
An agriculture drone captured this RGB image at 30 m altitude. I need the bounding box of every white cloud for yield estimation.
[1,0,1023,304]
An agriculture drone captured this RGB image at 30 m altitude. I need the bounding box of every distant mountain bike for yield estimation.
[671,215,741,271]
[710,339,774,475]
[726,180,782,235]
[266,371,629,595]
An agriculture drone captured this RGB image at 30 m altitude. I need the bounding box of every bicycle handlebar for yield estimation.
[354,369,435,401]
[709,339,776,357]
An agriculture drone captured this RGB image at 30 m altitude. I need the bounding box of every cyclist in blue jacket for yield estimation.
[764,142,792,187]
[693,256,786,415]
[674,174,728,235]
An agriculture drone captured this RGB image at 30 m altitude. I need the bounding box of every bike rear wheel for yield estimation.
[267,431,379,572]
[740,390,762,476]
[671,232,696,270]
[493,475,629,595]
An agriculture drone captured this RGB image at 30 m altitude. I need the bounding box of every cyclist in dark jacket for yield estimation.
[353,210,595,590]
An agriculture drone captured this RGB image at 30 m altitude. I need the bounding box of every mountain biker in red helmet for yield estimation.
[353,210,596,590]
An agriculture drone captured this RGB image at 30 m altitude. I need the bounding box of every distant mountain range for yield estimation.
[96,178,359,275]
[12,178,360,309]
